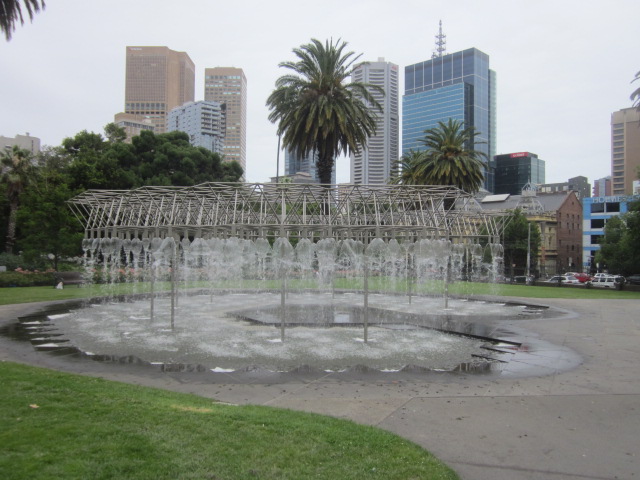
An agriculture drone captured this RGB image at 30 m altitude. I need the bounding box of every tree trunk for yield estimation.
[5,199,18,254]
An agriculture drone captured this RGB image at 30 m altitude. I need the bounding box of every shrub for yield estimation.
[0,271,55,288]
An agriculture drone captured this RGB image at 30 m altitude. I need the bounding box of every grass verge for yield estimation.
[1,278,639,306]
[0,362,458,480]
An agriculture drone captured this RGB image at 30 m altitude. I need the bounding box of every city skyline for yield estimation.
[1,0,637,187]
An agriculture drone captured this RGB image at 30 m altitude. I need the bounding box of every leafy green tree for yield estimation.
[266,38,381,185]
[0,0,44,40]
[104,122,127,143]
[1,145,36,253]
[15,147,83,269]
[502,209,541,277]
[412,119,487,193]
[595,202,640,275]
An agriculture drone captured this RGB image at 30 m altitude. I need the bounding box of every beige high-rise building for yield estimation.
[204,67,246,175]
[124,46,195,134]
[611,107,640,195]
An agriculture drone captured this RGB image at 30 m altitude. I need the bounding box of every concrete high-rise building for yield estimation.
[124,46,195,134]
[167,101,226,155]
[592,176,612,197]
[494,152,545,195]
[403,25,496,191]
[0,133,40,154]
[350,58,399,184]
[611,107,640,195]
[204,67,247,174]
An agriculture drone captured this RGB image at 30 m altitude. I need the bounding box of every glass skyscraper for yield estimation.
[403,48,496,191]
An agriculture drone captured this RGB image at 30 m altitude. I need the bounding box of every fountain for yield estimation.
[9,183,557,375]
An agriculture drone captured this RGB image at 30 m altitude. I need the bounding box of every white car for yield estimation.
[589,275,623,288]
[545,275,581,284]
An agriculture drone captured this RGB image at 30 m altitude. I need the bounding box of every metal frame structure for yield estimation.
[68,182,506,243]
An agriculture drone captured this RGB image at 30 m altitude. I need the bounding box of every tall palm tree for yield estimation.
[1,145,35,252]
[417,118,487,193]
[266,38,382,186]
[1,0,45,40]
[390,149,426,185]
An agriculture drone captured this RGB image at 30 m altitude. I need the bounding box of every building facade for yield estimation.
[113,113,154,143]
[593,176,612,197]
[494,152,545,195]
[611,108,640,195]
[0,133,40,154]
[538,175,591,199]
[582,194,640,272]
[403,46,496,191]
[167,101,225,155]
[204,67,247,174]
[350,58,399,184]
[124,46,195,134]
[479,190,582,276]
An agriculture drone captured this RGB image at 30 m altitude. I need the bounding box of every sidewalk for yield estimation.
[1,298,638,479]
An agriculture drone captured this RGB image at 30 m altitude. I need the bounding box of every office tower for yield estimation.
[284,149,336,184]
[124,46,195,134]
[493,152,545,195]
[593,176,612,197]
[204,67,247,174]
[611,107,640,195]
[403,24,496,191]
[350,58,399,184]
[113,113,154,143]
[167,101,226,155]
[0,133,40,154]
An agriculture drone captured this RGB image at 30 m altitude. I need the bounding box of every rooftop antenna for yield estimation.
[432,20,447,59]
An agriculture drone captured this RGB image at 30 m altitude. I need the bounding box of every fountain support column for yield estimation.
[363,258,369,344]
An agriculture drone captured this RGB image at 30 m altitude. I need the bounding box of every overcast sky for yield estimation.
[1,0,637,186]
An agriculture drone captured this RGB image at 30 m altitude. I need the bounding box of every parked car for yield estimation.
[545,275,581,284]
[589,275,624,289]
[626,274,640,285]
[564,272,591,283]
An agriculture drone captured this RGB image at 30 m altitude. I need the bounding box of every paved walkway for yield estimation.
[1,297,638,479]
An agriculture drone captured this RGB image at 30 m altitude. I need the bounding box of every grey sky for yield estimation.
[1,0,637,186]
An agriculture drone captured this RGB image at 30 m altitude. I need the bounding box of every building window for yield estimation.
[591,203,605,213]
[606,202,620,213]
[591,219,605,228]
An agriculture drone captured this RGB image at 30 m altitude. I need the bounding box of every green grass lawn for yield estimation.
[0,362,458,480]
[1,278,639,306]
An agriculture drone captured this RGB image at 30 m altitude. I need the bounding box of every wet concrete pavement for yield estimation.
[1,297,639,480]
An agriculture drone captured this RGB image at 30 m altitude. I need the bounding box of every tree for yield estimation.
[0,0,44,40]
[413,119,487,193]
[390,150,427,185]
[17,174,84,270]
[595,202,640,275]
[1,145,36,253]
[266,38,382,186]
[501,209,541,277]
[104,122,127,143]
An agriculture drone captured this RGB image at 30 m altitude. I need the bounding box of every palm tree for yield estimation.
[1,145,35,252]
[390,149,427,185]
[266,38,382,186]
[1,0,45,40]
[417,118,487,193]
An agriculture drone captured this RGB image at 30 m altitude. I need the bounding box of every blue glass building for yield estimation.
[403,48,496,191]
